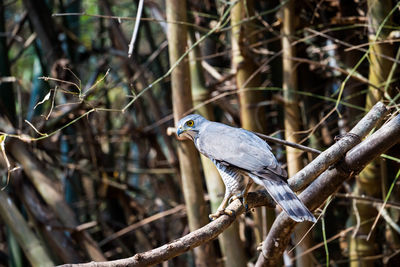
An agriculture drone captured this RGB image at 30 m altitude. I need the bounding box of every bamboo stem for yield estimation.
[189,29,247,267]
[0,190,54,267]
[166,0,217,265]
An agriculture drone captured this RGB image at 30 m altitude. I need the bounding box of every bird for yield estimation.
[176,114,316,223]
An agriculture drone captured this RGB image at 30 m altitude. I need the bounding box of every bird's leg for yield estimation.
[228,195,239,204]
[209,190,234,220]
[241,179,253,211]
[228,179,253,211]
[229,180,253,210]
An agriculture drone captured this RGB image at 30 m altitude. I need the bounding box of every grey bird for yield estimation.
[176,114,316,223]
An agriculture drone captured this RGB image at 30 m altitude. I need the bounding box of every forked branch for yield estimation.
[59,102,396,267]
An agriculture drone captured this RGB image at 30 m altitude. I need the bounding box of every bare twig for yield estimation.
[128,0,144,57]
[51,12,208,32]
[99,205,186,246]
[376,206,400,235]
[254,132,321,155]
[351,197,361,238]
[306,28,400,64]
[367,169,400,240]
[335,193,400,210]
[290,218,375,262]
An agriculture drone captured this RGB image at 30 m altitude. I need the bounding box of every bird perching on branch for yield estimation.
[177,114,316,223]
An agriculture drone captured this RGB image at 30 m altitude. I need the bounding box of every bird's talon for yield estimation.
[224,209,235,217]
[209,213,219,221]
[257,242,264,251]
[209,209,224,220]
[228,195,239,204]
[209,208,235,219]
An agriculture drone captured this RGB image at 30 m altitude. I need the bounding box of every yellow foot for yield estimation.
[257,242,263,251]
[228,195,240,204]
[229,194,249,211]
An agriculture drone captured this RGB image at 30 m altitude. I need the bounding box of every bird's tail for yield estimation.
[262,179,316,223]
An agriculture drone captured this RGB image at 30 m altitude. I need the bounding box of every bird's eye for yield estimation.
[186,120,194,127]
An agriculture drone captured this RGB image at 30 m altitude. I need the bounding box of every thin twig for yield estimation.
[352,197,361,238]
[254,132,321,155]
[99,204,186,246]
[290,218,375,262]
[128,0,144,57]
[377,205,400,235]
[367,169,400,240]
[335,193,400,210]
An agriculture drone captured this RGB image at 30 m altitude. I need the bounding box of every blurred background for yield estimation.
[0,0,400,266]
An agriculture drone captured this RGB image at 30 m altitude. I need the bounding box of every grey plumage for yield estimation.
[177,114,316,223]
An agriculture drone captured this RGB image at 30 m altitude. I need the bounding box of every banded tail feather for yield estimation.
[262,179,316,223]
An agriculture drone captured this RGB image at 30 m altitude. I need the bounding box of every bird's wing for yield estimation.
[197,122,287,179]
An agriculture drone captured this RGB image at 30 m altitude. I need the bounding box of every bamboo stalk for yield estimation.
[0,190,54,267]
[281,0,302,177]
[231,0,271,246]
[166,0,217,265]
[281,1,313,266]
[19,183,84,263]
[7,140,106,261]
[189,30,247,267]
[350,1,395,266]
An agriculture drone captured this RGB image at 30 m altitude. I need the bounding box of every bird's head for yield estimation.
[176,114,206,140]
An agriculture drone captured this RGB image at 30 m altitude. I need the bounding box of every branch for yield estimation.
[59,102,389,266]
[127,0,144,57]
[58,192,275,267]
[256,112,400,266]
[288,101,388,191]
[255,132,322,155]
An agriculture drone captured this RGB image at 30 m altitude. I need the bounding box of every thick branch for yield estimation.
[58,193,275,267]
[288,101,388,191]
[59,102,389,266]
[256,112,400,266]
